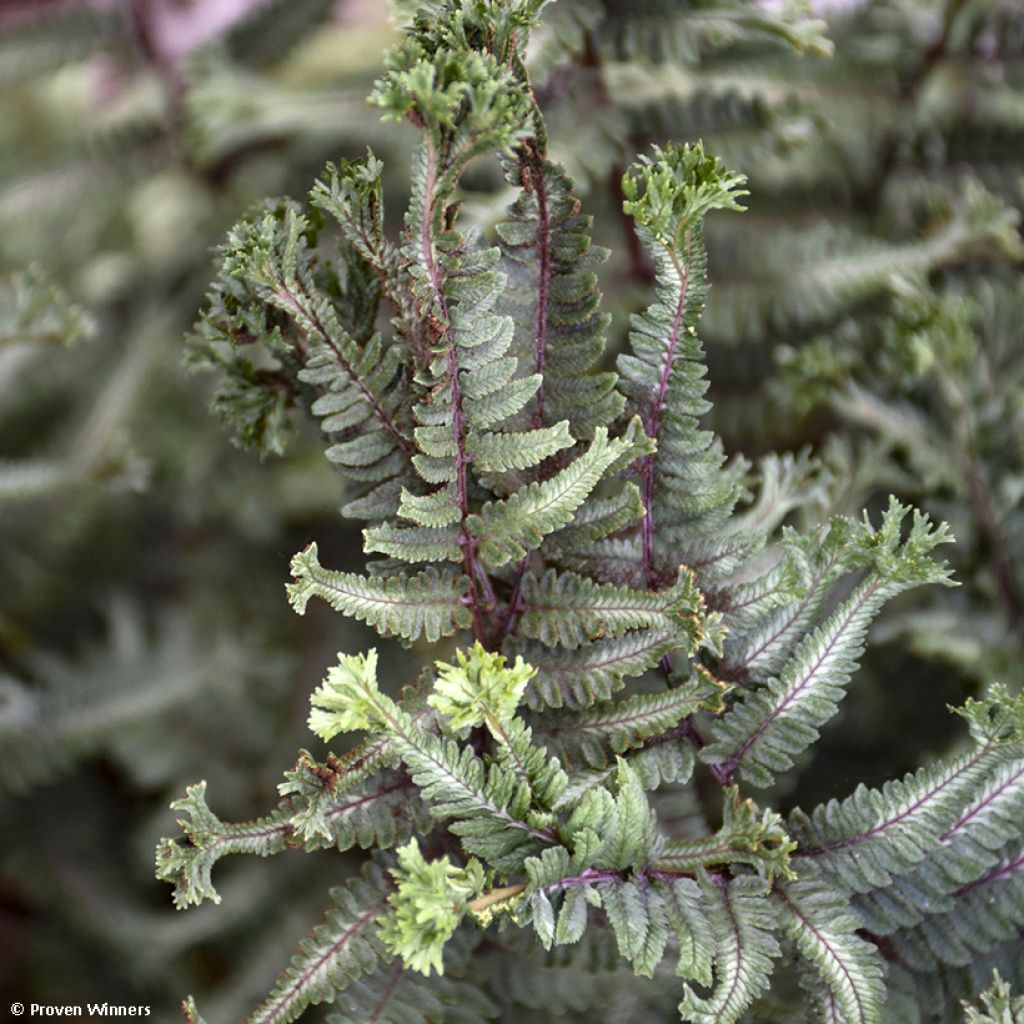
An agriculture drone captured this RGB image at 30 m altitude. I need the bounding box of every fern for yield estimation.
[775,881,885,1024]
[0,265,95,347]
[963,972,1024,1024]
[496,137,622,438]
[242,864,392,1024]
[153,2,1024,1022]
[703,500,955,787]
[287,543,473,642]
[676,873,780,1024]
[0,606,231,793]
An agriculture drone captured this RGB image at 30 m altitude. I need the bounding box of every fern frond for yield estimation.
[309,152,399,289]
[659,875,714,986]
[189,198,413,470]
[654,787,795,882]
[242,863,392,1024]
[155,769,427,909]
[539,670,726,769]
[0,265,95,347]
[287,543,472,642]
[892,841,1024,972]
[618,141,748,589]
[519,566,702,649]
[542,484,645,559]
[706,183,1023,345]
[466,425,644,569]
[790,746,1021,898]
[180,997,206,1024]
[497,138,622,437]
[0,608,220,793]
[587,0,831,65]
[306,650,556,868]
[677,874,780,1024]
[330,959,498,1024]
[776,882,885,1024]
[703,500,953,786]
[509,628,682,710]
[597,878,671,977]
[961,971,1024,1024]
[717,516,856,683]
[156,781,294,909]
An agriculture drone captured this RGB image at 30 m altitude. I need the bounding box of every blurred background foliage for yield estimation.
[0,0,1021,1018]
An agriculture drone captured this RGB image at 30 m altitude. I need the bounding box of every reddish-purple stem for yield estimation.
[418,142,489,642]
[641,240,691,589]
[633,237,723,780]
[795,744,994,858]
[524,140,552,429]
[954,849,1024,897]
[718,581,883,785]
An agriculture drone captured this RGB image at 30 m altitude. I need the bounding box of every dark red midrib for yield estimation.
[954,849,1024,898]
[641,242,690,589]
[795,744,993,858]
[204,782,410,854]
[713,879,748,1017]
[572,690,700,735]
[723,581,881,776]
[526,141,552,430]
[248,903,384,1024]
[941,760,1024,839]
[777,890,868,1023]
[275,287,414,457]
[417,141,485,641]
[719,553,843,683]
[310,567,461,610]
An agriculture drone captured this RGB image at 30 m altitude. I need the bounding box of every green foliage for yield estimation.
[152,0,1024,1017]
[288,543,473,641]
[378,839,487,975]
[242,864,393,1024]
[963,972,1024,1024]
[775,881,885,1024]
[4,0,1017,1018]
[703,499,955,787]
[780,276,1024,696]
[676,873,780,1024]
[0,264,95,347]
[428,642,536,731]
[0,607,238,793]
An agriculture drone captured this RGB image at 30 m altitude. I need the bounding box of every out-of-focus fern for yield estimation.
[779,276,1024,691]
[0,0,418,1015]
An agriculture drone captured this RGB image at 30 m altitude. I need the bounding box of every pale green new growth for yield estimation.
[308,649,382,740]
[654,786,796,881]
[621,142,748,243]
[378,840,487,976]
[429,642,535,730]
